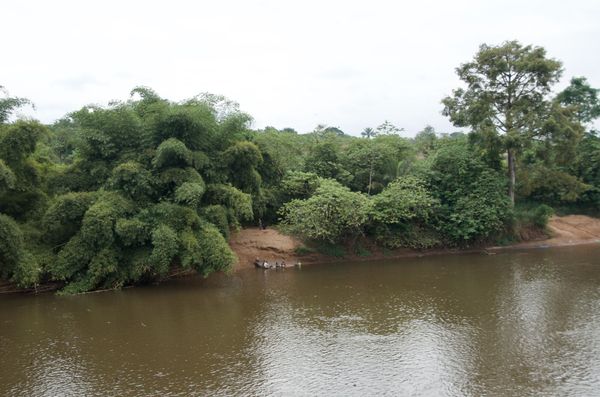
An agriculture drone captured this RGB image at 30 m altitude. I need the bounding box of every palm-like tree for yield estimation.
[361,127,376,139]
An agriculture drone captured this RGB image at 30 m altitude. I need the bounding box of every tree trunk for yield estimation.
[507,148,516,205]
[367,165,373,195]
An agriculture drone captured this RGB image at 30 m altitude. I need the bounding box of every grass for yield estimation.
[294,245,314,256]
[494,234,519,246]
[314,242,346,257]
[513,202,554,228]
[353,243,372,257]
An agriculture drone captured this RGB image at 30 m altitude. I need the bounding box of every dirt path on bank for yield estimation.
[501,215,600,250]
[228,228,313,270]
[3,216,599,294]
[230,216,600,270]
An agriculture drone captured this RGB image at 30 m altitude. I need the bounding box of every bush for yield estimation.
[42,192,97,245]
[174,181,206,208]
[371,176,438,224]
[0,160,15,191]
[153,107,216,151]
[513,203,555,231]
[441,171,512,243]
[194,223,236,275]
[51,233,94,282]
[294,245,314,255]
[314,241,346,257]
[427,141,512,245]
[152,138,193,169]
[138,202,202,232]
[279,179,370,242]
[519,165,590,204]
[156,167,203,195]
[109,161,153,200]
[201,205,230,238]
[149,224,179,275]
[204,184,253,224]
[0,213,26,279]
[115,218,150,247]
[280,171,320,199]
[80,192,134,248]
[354,243,372,257]
[532,204,554,228]
[373,223,441,249]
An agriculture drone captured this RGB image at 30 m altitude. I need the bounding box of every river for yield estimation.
[1,245,600,396]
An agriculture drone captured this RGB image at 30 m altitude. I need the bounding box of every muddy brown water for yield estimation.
[2,245,600,396]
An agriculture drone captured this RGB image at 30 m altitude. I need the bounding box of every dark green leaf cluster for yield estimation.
[426,140,512,243]
[1,45,599,292]
[0,88,261,292]
[278,140,513,248]
[279,179,371,242]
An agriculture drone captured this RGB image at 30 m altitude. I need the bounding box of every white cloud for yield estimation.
[2,0,599,135]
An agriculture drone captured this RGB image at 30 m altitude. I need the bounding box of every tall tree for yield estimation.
[359,127,378,192]
[556,76,600,126]
[361,127,377,139]
[415,125,438,155]
[376,120,403,135]
[442,41,563,204]
[0,86,33,123]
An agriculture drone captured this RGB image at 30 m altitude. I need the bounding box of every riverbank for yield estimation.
[229,215,600,270]
[2,215,599,294]
[4,246,600,396]
[493,215,600,250]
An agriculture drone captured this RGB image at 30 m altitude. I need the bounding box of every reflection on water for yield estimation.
[1,245,600,396]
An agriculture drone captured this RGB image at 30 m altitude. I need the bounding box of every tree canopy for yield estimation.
[0,42,598,293]
[442,40,564,204]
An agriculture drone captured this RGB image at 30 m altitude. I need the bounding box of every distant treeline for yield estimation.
[0,41,598,293]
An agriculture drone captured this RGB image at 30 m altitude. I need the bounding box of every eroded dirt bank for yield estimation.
[490,215,600,251]
[228,228,315,270]
[3,215,599,294]
[229,215,600,270]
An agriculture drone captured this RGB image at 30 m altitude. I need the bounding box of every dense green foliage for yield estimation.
[442,41,566,205]
[0,88,254,292]
[280,179,371,242]
[1,40,598,293]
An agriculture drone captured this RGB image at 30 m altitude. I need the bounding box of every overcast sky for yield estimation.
[2,0,599,136]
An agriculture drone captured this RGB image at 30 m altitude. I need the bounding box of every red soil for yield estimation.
[230,216,600,270]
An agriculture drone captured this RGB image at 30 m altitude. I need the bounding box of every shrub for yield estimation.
[533,204,555,228]
[280,171,320,199]
[157,167,203,195]
[279,179,370,242]
[138,202,202,232]
[204,184,253,224]
[441,171,512,243]
[0,160,15,191]
[314,241,346,257]
[0,213,25,279]
[152,138,193,169]
[109,161,153,200]
[371,176,438,224]
[373,223,441,249]
[174,181,206,208]
[201,205,230,238]
[149,224,179,275]
[42,192,97,245]
[194,223,236,275]
[426,141,512,245]
[115,218,150,247]
[80,192,134,248]
[294,245,314,255]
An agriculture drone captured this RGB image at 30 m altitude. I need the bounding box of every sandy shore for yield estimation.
[492,215,600,250]
[229,215,600,270]
[3,215,599,294]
